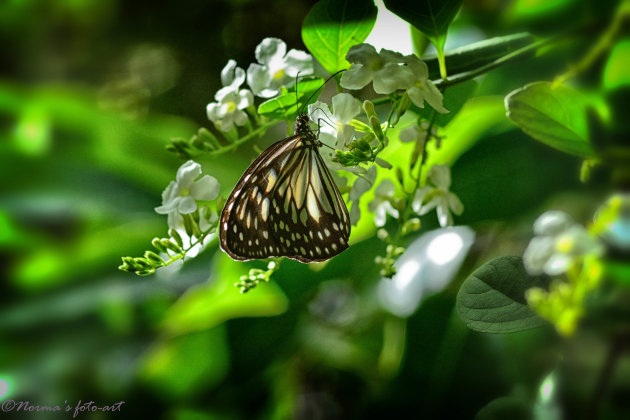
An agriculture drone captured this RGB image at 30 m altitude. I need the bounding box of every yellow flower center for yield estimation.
[226,101,237,113]
[273,69,285,79]
[555,236,574,253]
[180,188,190,197]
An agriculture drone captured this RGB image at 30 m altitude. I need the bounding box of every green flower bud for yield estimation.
[363,100,376,119]
[144,250,164,266]
[402,218,421,235]
[369,116,384,141]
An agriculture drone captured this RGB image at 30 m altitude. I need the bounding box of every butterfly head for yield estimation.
[294,113,313,136]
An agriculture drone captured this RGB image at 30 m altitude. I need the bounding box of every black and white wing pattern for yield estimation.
[219,115,351,263]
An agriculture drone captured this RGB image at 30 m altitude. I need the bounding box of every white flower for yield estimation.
[523,211,604,276]
[399,120,436,144]
[206,86,253,132]
[247,38,313,98]
[348,166,377,225]
[221,59,246,90]
[412,165,463,227]
[308,93,362,148]
[401,55,448,114]
[165,206,219,258]
[340,44,415,94]
[368,179,400,227]
[155,160,220,217]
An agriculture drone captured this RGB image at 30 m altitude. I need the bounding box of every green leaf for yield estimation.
[302,0,377,74]
[603,38,630,91]
[383,0,462,49]
[413,80,478,126]
[505,81,594,157]
[456,256,550,333]
[258,78,323,120]
[139,327,229,399]
[423,33,536,80]
[161,253,289,336]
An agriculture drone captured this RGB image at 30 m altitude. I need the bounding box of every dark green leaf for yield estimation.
[456,256,550,333]
[383,0,462,49]
[505,81,594,157]
[424,33,536,80]
[302,0,377,74]
[258,78,323,120]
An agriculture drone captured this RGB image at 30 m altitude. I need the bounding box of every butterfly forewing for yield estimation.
[219,120,350,263]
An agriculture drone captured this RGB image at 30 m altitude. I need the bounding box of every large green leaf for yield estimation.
[161,253,289,336]
[383,0,462,49]
[505,81,594,157]
[603,38,630,91]
[302,0,377,74]
[258,78,323,120]
[456,256,550,333]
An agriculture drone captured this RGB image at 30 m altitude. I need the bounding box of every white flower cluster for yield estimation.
[206,38,314,131]
[155,160,221,257]
[524,211,604,276]
[340,44,448,114]
[368,165,462,228]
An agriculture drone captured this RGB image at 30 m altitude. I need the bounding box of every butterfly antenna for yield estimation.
[299,69,346,116]
[294,71,301,115]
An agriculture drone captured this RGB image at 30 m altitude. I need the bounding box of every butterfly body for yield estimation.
[219,114,350,263]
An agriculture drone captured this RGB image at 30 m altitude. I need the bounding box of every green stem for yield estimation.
[437,37,552,89]
[436,44,448,82]
[393,110,436,244]
[161,226,216,267]
[377,315,407,378]
[553,0,630,86]
[206,121,280,157]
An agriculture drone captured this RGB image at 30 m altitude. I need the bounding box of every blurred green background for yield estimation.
[0,0,627,419]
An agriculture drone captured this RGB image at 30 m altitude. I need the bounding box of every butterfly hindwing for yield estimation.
[219,128,350,263]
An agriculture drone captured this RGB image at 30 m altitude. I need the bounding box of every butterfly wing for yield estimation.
[219,135,350,263]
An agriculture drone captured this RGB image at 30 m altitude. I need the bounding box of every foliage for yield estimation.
[2,0,630,419]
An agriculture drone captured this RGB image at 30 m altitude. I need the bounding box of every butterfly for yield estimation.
[219,112,351,263]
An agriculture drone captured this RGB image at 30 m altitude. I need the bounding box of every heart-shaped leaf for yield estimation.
[302,0,377,74]
[456,256,550,333]
[505,81,594,157]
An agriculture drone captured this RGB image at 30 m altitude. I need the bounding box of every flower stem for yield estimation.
[553,0,630,87]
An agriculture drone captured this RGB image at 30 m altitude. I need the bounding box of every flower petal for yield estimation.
[436,200,453,227]
[177,195,197,214]
[399,125,419,143]
[190,175,220,201]
[429,165,451,190]
[236,89,254,109]
[412,187,430,213]
[375,179,395,197]
[523,236,555,275]
[346,43,379,65]
[246,63,274,97]
[255,37,286,66]
[155,196,181,214]
[407,86,426,108]
[421,80,449,114]
[233,109,248,127]
[176,160,202,187]
[332,92,361,124]
[372,63,415,94]
[284,49,314,76]
[221,59,245,88]
[447,192,464,215]
[340,65,373,90]
[533,211,573,236]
